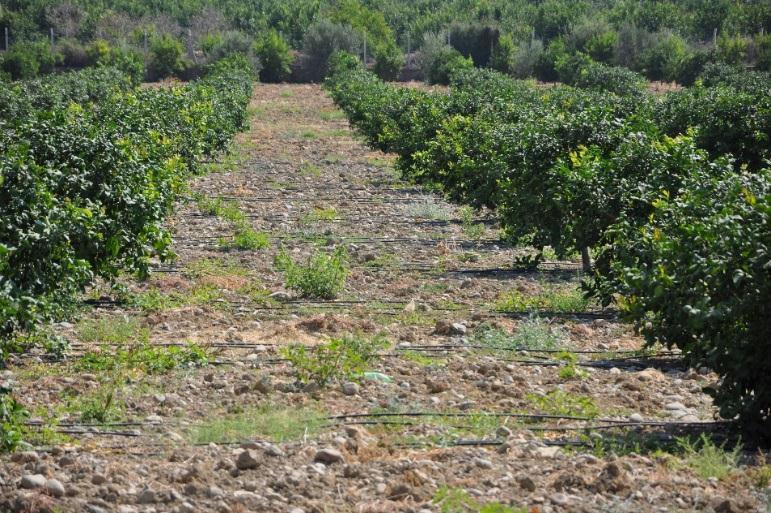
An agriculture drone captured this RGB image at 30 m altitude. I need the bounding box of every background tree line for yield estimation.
[0,0,769,85]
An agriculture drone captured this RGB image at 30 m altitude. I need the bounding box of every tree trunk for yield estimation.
[581,247,593,273]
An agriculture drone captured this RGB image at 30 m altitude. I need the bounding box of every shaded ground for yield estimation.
[1,84,768,513]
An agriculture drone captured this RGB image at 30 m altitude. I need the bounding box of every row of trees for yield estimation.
[2,0,770,82]
[326,54,770,441]
[0,57,253,356]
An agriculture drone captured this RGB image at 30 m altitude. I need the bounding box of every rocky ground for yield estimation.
[1,83,769,513]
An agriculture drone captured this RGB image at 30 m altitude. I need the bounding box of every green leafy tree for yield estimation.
[254,29,294,82]
[148,33,188,80]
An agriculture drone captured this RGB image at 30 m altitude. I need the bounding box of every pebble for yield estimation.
[341,382,360,396]
[550,492,570,505]
[314,448,345,465]
[518,476,536,492]
[629,413,644,423]
[46,478,66,497]
[236,450,260,470]
[19,474,46,490]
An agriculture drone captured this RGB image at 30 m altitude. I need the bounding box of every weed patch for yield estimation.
[281,334,387,386]
[190,404,324,444]
[433,486,528,513]
[274,247,348,299]
[494,284,590,313]
[526,389,599,418]
[677,434,742,480]
[77,317,149,345]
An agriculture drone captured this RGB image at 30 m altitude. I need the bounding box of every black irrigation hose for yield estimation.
[396,345,676,356]
[28,414,727,440]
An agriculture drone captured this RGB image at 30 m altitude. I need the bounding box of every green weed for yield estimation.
[407,196,452,221]
[433,486,528,513]
[78,343,208,374]
[220,227,270,250]
[0,387,28,453]
[303,206,338,223]
[526,389,599,418]
[190,404,324,444]
[473,318,565,351]
[459,206,485,241]
[77,317,149,345]
[556,351,589,380]
[299,162,322,177]
[494,284,589,313]
[280,334,387,386]
[677,434,742,480]
[77,386,122,424]
[274,247,348,299]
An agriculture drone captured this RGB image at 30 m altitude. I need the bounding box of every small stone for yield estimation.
[137,488,157,504]
[269,291,291,301]
[425,378,449,394]
[535,446,561,458]
[11,451,39,463]
[19,474,47,490]
[665,402,687,411]
[629,413,644,423]
[263,443,285,458]
[86,505,108,513]
[341,382,360,396]
[46,478,66,498]
[496,426,512,438]
[236,450,260,470]
[474,457,494,469]
[386,483,413,500]
[450,323,467,335]
[518,476,536,492]
[255,376,272,394]
[92,474,108,485]
[314,448,345,465]
[550,493,570,505]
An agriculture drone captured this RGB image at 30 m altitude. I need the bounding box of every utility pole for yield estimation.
[187,27,195,62]
[406,33,411,66]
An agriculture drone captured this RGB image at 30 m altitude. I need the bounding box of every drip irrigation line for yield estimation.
[396,345,677,356]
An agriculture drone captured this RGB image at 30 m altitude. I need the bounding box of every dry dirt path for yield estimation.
[1,84,767,513]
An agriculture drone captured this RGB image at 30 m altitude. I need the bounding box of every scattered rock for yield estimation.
[518,476,536,492]
[425,378,449,394]
[592,462,630,493]
[341,382,360,396]
[236,450,260,470]
[19,474,47,490]
[314,448,345,465]
[45,479,66,498]
[137,488,157,504]
[433,320,467,336]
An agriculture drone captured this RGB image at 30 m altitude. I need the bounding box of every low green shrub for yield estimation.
[274,247,349,299]
[281,334,386,386]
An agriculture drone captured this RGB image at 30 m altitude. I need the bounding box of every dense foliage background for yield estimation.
[1,0,769,82]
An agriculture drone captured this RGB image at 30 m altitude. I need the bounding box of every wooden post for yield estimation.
[4,27,8,52]
[363,30,367,65]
